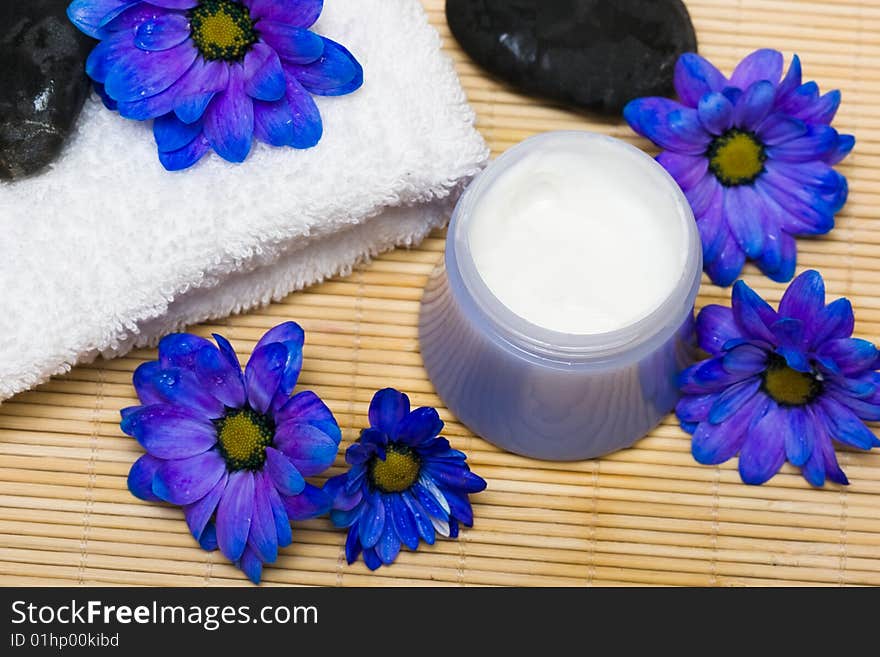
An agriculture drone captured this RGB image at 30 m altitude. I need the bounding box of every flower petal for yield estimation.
[274,423,339,476]
[344,525,362,564]
[248,0,323,27]
[264,472,292,547]
[722,344,768,375]
[691,392,769,464]
[377,496,402,564]
[285,37,363,96]
[696,192,727,266]
[148,0,197,8]
[731,280,778,343]
[729,49,784,89]
[282,483,330,520]
[732,80,775,127]
[724,185,765,259]
[697,91,734,135]
[441,487,476,526]
[253,97,296,146]
[284,75,323,148]
[811,298,855,347]
[825,133,855,166]
[395,407,444,446]
[86,32,134,83]
[127,454,163,501]
[244,343,287,414]
[171,59,231,123]
[243,42,286,101]
[275,390,341,444]
[216,470,254,562]
[796,90,841,124]
[183,471,227,541]
[153,112,202,152]
[402,490,435,544]
[121,403,217,458]
[775,54,802,106]
[422,461,486,493]
[757,113,808,146]
[802,433,849,487]
[193,343,246,408]
[135,13,190,51]
[685,173,722,220]
[203,66,254,163]
[767,125,838,162]
[676,393,717,424]
[784,406,815,467]
[390,494,419,549]
[362,547,382,570]
[816,338,880,376]
[738,403,787,484]
[264,446,306,496]
[105,41,198,102]
[704,227,746,287]
[158,333,214,371]
[132,361,165,405]
[357,492,385,549]
[817,398,880,450]
[153,449,226,505]
[369,388,410,436]
[248,472,279,563]
[67,0,137,39]
[679,357,756,394]
[238,545,263,584]
[771,318,810,372]
[707,377,761,424]
[150,367,225,419]
[198,522,218,551]
[779,269,825,329]
[257,22,324,64]
[623,98,710,155]
[159,134,211,171]
[254,322,305,410]
[674,53,728,107]
[656,152,709,190]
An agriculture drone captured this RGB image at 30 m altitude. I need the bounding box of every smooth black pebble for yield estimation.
[1,0,94,180]
[446,0,697,115]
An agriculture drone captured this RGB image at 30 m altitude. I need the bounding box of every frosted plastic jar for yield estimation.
[419,131,702,460]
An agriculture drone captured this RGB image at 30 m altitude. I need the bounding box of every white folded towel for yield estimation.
[0,0,487,401]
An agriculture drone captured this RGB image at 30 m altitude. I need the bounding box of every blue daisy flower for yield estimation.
[324,388,486,570]
[122,322,341,583]
[625,49,854,286]
[67,0,363,169]
[677,270,880,486]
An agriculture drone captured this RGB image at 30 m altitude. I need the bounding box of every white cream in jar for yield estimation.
[468,139,690,335]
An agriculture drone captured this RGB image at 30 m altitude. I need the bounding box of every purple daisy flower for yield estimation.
[625,49,854,286]
[67,0,363,169]
[122,322,342,583]
[677,270,880,486]
[324,388,486,570]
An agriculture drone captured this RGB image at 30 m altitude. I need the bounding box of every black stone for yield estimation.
[446,0,697,115]
[0,1,94,180]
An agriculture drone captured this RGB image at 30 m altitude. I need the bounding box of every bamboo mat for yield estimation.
[2,0,880,587]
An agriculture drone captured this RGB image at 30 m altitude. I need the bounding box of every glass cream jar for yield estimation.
[419,131,702,460]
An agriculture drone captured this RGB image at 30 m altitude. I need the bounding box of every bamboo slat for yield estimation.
[2,0,880,587]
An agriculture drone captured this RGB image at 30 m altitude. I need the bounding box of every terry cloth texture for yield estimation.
[0,0,488,402]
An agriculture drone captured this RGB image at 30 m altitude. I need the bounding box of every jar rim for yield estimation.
[446,130,703,365]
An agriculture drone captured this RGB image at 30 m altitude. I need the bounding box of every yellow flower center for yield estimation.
[216,408,274,470]
[190,0,257,62]
[762,357,821,406]
[708,130,766,186]
[369,445,421,493]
